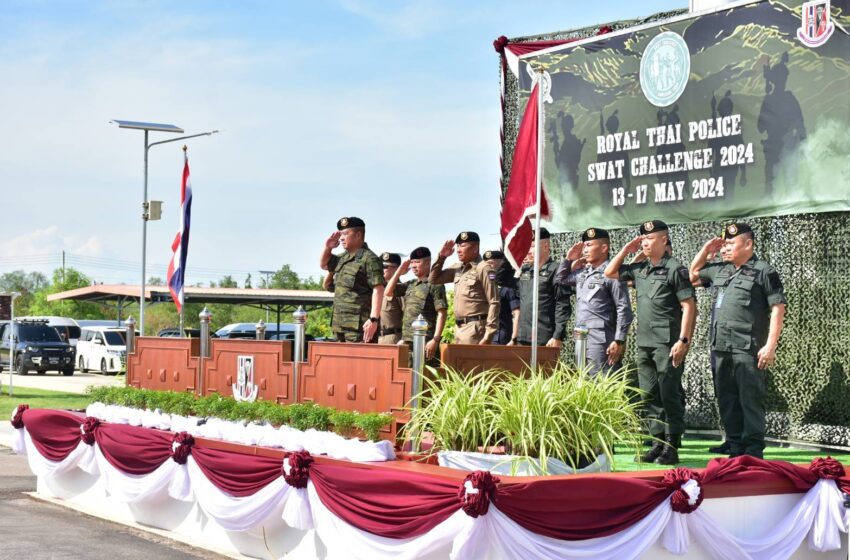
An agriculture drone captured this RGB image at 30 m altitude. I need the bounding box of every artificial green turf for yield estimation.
[0,386,91,418]
[613,437,850,471]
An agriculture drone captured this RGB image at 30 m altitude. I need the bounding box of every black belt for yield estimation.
[456,314,487,326]
[380,327,402,336]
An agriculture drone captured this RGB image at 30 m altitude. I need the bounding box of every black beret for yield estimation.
[639,219,668,235]
[380,252,401,266]
[581,227,609,242]
[483,249,505,260]
[534,227,551,240]
[410,246,431,260]
[455,231,480,243]
[337,216,365,230]
[722,222,753,239]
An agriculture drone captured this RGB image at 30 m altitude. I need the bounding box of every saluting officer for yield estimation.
[516,228,572,347]
[557,227,633,375]
[484,250,520,345]
[319,217,385,343]
[690,222,786,459]
[605,220,696,465]
[378,252,404,345]
[386,247,448,360]
[429,231,499,345]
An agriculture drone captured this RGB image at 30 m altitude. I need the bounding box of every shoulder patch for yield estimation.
[767,271,784,290]
[488,272,496,281]
[678,267,689,280]
[741,268,757,277]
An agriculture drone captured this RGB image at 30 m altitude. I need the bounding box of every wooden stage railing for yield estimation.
[128,339,565,442]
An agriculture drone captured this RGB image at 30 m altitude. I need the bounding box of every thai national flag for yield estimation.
[167,153,192,312]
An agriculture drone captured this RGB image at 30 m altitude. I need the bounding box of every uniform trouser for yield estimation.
[378,333,402,345]
[455,321,486,344]
[635,345,685,435]
[334,328,378,343]
[714,351,765,457]
[575,341,622,377]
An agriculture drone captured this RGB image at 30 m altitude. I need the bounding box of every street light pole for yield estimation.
[112,120,218,336]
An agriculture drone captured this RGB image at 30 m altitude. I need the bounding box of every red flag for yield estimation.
[500,83,549,271]
[167,153,192,313]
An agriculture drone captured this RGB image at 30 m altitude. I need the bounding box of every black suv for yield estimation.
[0,320,75,376]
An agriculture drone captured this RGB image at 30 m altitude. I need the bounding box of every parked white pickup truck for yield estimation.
[76,327,131,374]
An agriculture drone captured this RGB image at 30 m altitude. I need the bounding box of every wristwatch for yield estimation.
[369,317,380,322]
[511,338,518,344]
[679,336,690,344]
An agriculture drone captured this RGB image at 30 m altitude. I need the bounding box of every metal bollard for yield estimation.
[255,319,266,340]
[125,316,136,354]
[199,307,212,396]
[574,325,589,370]
[292,306,307,402]
[410,314,428,410]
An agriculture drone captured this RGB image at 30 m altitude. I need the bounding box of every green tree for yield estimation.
[218,275,238,288]
[244,273,252,289]
[0,270,49,314]
[28,267,107,319]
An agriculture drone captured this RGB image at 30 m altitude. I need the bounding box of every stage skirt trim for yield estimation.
[12,407,850,558]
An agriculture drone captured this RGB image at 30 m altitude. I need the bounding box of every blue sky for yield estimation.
[0,0,684,286]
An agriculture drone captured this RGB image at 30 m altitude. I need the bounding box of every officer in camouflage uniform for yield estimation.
[690,222,786,459]
[429,231,499,344]
[320,216,386,343]
[516,228,572,347]
[605,219,697,465]
[386,247,448,361]
[556,227,633,375]
[378,252,404,345]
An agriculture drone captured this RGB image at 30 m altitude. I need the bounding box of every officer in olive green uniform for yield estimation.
[690,222,787,459]
[429,231,499,344]
[320,217,386,343]
[378,252,404,345]
[516,228,572,347]
[386,247,448,362]
[605,220,697,465]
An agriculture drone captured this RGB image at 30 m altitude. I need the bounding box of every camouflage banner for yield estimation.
[518,0,850,232]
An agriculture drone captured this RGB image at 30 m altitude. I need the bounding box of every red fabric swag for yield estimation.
[22,408,85,462]
[310,463,460,539]
[95,423,173,475]
[192,446,284,497]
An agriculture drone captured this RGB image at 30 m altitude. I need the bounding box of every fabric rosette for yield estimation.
[282,450,313,489]
[663,467,703,514]
[459,470,500,518]
[170,432,195,464]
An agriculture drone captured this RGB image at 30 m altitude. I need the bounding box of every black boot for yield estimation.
[638,433,665,462]
[708,440,731,454]
[655,434,680,465]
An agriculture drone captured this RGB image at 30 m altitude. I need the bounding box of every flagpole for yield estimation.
[530,67,545,372]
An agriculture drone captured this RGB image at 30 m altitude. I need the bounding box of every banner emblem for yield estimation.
[232,355,258,402]
[797,0,834,47]
[640,31,690,107]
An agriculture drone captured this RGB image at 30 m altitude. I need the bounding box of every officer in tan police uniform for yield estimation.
[429,231,499,344]
[378,252,404,345]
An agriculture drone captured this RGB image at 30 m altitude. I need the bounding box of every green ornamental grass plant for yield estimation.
[403,363,643,475]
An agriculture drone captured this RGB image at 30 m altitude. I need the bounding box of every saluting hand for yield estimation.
[669,340,689,368]
[704,237,724,255]
[399,259,411,275]
[326,231,341,249]
[757,343,777,370]
[566,241,583,262]
[439,240,455,258]
[624,236,643,254]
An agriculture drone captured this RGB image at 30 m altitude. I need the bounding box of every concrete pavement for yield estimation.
[0,368,124,395]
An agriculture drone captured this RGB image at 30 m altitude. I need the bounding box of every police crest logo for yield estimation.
[340,217,349,227]
[460,232,469,241]
[484,250,492,259]
[797,0,834,47]
[644,221,655,232]
[382,252,390,261]
[639,31,690,107]
[587,228,596,239]
[728,224,738,236]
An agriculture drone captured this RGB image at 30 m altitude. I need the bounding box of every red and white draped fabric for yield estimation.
[166,152,192,312]
[12,406,850,560]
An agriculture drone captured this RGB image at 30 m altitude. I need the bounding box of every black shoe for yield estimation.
[708,441,731,454]
[654,435,680,465]
[638,433,665,462]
